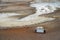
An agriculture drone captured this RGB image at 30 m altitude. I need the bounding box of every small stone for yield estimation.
[35,27,45,34]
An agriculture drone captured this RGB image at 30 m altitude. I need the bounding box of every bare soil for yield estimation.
[0,10,60,40]
[0,19,60,40]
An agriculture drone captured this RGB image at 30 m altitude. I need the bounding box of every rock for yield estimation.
[35,27,46,34]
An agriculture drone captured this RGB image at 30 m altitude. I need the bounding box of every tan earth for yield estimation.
[0,13,60,40]
[0,21,60,40]
[0,10,60,40]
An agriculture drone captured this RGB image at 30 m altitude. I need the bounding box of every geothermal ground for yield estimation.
[0,9,60,40]
[0,19,60,40]
[0,2,60,40]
